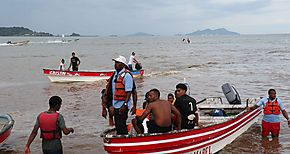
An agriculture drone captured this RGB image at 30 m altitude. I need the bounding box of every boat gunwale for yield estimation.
[0,114,14,136]
[43,68,144,74]
[100,108,257,139]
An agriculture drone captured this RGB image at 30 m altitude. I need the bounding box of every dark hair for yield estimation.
[144,91,149,100]
[101,89,106,94]
[176,83,187,92]
[268,89,276,95]
[168,93,174,98]
[149,88,160,98]
[49,96,62,108]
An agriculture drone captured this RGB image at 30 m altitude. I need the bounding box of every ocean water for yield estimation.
[0,35,290,153]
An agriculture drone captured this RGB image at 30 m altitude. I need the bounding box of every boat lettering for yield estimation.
[49,71,72,76]
[191,146,212,154]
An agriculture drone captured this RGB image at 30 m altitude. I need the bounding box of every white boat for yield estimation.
[43,68,145,83]
[5,40,29,46]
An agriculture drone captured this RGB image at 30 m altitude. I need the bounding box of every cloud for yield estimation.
[1,0,290,35]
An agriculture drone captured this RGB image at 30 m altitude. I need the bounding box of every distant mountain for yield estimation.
[128,32,154,36]
[0,27,53,36]
[186,28,240,36]
[70,32,80,36]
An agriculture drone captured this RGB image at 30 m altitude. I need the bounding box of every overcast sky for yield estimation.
[1,0,290,35]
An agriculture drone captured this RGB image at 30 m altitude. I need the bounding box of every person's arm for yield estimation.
[139,103,152,121]
[58,114,74,135]
[130,89,137,115]
[101,95,107,119]
[62,127,74,135]
[119,73,133,115]
[171,105,181,130]
[24,125,39,154]
[277,99,290,127]
[133,57,138,64]
[247,104,259,111]
[77,58,81,67]
[68,62,72,71]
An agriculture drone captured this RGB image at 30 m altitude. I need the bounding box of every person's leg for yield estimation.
[109,114,114,126]
[132,118,144,134]
[114,108,128,135]
[262,120,270,138]
[271,122,280,138]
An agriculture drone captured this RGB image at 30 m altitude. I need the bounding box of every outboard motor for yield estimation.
[222,83,241,104]
[135,63,142,70]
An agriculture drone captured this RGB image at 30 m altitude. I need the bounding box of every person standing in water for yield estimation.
[68,52,80,71]
[248,89,290,138]
[24,96,74,154]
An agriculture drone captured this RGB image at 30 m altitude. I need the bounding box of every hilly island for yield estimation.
[0,27,240,36]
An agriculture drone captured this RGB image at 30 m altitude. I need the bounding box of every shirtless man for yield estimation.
[132,89,181,134]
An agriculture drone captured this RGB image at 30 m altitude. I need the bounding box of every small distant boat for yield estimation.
[6,40,29,46]
[43,69,145,83]
[0,114,14,145]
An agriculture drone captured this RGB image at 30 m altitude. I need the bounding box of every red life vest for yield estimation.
[263,98,280,115]
[106,69,133,101]
[39,112,61,140]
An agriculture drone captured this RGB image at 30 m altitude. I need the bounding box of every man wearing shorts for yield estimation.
[248,89,290,138]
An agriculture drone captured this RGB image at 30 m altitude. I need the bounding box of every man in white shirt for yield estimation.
[128,52,138,71]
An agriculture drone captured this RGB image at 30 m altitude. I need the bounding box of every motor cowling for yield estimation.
[222,83,241,104]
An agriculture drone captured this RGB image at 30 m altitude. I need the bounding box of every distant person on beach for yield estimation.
[174,83,198,129]
[103,55,136,135]
[59,59,66,71]
[132,88,181,134]
[128,52,139,71]
[24,96,74,154]
[248,89,290,138]
[68,52,80,71]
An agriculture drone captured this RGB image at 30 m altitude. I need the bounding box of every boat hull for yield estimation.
[102,108,262,154]
[43,69,144,82]
[0,114,14,145]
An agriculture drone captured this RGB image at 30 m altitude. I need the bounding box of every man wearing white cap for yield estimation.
[104,55,136,135]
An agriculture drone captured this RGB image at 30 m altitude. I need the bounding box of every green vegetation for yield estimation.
[0,27,53,36]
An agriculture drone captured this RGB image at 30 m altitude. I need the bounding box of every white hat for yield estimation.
[112,55,127,65]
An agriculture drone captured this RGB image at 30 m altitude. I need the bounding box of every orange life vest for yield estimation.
[106,69,133,101]
[39,112,61,140]
[263,98,280,115]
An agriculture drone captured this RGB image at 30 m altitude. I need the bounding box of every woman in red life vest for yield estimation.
[25,96,74,154]
[248,89,290,138]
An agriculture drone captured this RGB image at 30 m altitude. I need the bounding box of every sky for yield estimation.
[1,0,290,35]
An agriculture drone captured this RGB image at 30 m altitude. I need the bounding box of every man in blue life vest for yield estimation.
[25,96,74,154]
[104,55,136,135]
[248,89,290,138]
